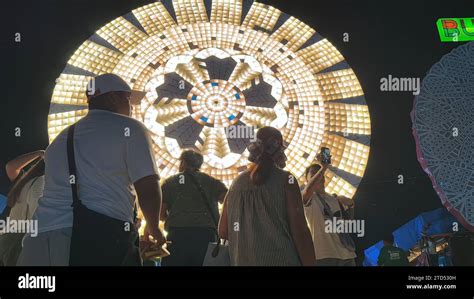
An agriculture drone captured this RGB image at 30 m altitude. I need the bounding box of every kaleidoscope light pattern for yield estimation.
[48,0,371,198]
[412,42,474,231]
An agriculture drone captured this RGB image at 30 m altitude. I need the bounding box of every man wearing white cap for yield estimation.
[18,74,165,266]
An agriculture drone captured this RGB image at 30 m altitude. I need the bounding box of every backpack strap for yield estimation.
[186,172,219,228]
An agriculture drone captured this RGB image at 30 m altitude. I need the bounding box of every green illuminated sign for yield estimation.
[437,18,474,42]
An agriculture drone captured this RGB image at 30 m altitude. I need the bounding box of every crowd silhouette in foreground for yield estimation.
[0,73,367,267]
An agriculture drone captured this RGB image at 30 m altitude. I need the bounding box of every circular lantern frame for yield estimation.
[48,0,371,198]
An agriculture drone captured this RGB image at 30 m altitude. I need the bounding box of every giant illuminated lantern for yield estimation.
[48,0,371,198]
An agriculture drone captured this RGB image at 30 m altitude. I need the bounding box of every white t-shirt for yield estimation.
[304,193,356,261]
[34,110,159,233]
[9,176,45,221]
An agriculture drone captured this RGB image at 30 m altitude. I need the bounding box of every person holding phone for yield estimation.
[302,148,357,266]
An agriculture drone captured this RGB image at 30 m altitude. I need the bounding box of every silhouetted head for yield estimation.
[86,74,134,116]
[304,163,326,190]
[88,91,131,116]
[179,149,204,173]
[383,234,395,246]
[248,127,287,185]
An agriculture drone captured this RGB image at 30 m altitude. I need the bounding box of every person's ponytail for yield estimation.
[249,154,273,186]
[247,127,286,186]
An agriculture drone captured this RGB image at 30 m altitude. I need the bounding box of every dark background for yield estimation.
[1,0,472,254]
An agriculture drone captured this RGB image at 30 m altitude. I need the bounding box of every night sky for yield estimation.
[2,0,473,253]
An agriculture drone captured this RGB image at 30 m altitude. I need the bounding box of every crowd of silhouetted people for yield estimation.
[0,73,410,267]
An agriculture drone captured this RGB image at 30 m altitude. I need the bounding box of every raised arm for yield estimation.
[301,164,328,205]
[285,175,316,266]
[6,150,44,182]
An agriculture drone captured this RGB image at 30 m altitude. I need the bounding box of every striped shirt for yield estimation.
[226,168,301,266]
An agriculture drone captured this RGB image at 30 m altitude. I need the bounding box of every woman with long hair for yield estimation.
[0,151,45,266]
[218,127,315,266]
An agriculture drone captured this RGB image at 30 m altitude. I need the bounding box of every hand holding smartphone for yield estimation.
[320,147,332,165]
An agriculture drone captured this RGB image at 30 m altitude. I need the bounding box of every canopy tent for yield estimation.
[363,208,460,266]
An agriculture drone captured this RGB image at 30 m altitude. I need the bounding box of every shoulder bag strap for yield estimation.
[67,125,81,208]
[337,200,353,220]
[186,173,224,256]
[316,193,333,218]
[186,172,219,228]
